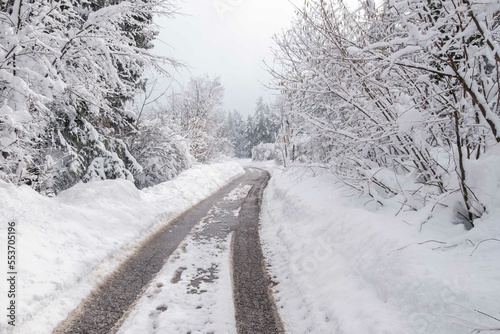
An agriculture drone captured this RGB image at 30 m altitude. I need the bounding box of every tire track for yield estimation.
[232,169,285,334]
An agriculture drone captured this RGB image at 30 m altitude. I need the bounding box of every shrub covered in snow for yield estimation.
[251,143,280,161]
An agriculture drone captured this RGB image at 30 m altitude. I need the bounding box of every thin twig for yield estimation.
[470,238,500,256]
[388,240,446,256]
[432,239,475,251]
[473,309,500,323]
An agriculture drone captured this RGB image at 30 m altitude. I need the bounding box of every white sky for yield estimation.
[153,0,301,116]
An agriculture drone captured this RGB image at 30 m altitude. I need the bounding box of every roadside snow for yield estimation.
[0,162,244,334]
[261,167,500,334]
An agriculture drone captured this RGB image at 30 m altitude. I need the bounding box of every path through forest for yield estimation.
[53,168,282,334]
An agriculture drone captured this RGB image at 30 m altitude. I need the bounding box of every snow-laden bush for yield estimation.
[130,115,193,189]
[252,143,280,161]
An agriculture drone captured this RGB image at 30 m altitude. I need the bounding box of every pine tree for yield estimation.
[223,110,248,158]
[243,115,256,157]
[242,97,279,157]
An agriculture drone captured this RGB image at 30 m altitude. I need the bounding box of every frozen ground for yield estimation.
[260,166,500,334]
[0,162,244,334]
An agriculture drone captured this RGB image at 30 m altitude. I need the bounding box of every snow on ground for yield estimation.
[117,182,252,334]
[261,166,500,334]
[0,162,244,334]
[117,229,235,334]
[2,154,498,334]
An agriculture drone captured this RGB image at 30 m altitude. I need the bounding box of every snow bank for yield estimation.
[261,167,500,334]
[0,162,244,334]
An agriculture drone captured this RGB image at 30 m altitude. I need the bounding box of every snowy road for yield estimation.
[54,168,282,334]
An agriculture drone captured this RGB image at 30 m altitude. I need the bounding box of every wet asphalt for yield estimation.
[53,168,283,334]
[231,169,284,334]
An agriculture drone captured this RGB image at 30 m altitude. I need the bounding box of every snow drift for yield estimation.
[261,167,500,334]
[0,162,244,334]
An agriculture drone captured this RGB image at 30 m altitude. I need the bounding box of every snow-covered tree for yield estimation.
[253,97,278,145]
[243,97,280,158]
[0,0,179,193]
[224,110,248,158]
[268,0,500,226]
[125,76,192,189]
[169,75,233,162]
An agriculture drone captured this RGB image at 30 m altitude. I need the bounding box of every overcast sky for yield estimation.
[153,0,300,116]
